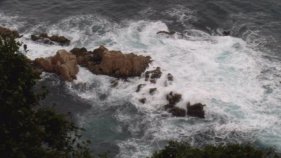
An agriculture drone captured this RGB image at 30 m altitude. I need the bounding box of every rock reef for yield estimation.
[31,33,70,46]
[34,50,79,81]
[71,46,151,78]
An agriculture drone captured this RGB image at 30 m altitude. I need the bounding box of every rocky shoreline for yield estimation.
[1,26,206,119]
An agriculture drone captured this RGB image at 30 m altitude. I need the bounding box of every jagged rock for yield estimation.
[163,92,187,117]
[164,92,182,109]
[72,46,151,78]
[168,107,186,117]
[0,26,21,38]
[187,102,205,118]
[167,73,174,81]
[31,33,70,46]
[149,88,157,95]
[136,84,146,92]
[139,98,146,104]
[34,50,79,81]
[145,67,162,83]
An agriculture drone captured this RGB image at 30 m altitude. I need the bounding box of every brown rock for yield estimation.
[187,102,205,118]
[145,67,162,83]
[31,33,70,46]
[34,50,79,81]
[72,46,151,78]
[0,26,20,38]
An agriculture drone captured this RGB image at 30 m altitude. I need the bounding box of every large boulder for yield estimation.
[163,92,206,118]
[34,50,79,81]
[71,46,151,78]
[0,26,21,38]
[187,102,205,118]
[31,33,70,46]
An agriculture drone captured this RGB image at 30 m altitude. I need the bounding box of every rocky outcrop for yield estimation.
[163,92,206,118]
[0,26,21,38]
[164,92,182,110]
[187,103,205,118]
[34,50,79,81]
[31,33,70,46]
[71,46,151,78]
[145,67,162,83]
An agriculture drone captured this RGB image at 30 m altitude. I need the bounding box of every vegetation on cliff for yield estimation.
[0,35,91,158]
[150,141,280,158]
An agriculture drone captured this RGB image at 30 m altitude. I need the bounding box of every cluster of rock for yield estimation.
[0,26,207,119]
[33,46,151,81]
[34,50,79,81]
[71,46,151,78]
[0,26,21,38]
[165,92,205,118]
[135,67,205,118]
[31,33,70,46]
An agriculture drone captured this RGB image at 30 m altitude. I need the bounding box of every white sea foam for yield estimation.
[1,12,281,158]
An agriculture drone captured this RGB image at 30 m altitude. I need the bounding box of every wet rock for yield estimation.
[136,84,146,92]
[164,92,182,109]
[145,67,162,83]
[34,50,79,81]
[139,98,146,104]
[187,102,205,118]
[110,80,119,88]
[0,26,21,38]
[149,88,157,95]
[31,33,70,46]
[72,46,151,78]
[168,107,186,117]
[222,30,231,36]
[157,31,176,35]
[167,73,174,81]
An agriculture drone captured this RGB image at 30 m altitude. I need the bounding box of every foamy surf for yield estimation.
[1,12,281,158]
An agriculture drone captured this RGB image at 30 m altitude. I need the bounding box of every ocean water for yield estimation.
[1,0,281,157]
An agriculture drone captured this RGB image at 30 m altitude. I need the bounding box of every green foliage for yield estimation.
[150,141,281,158]
[0,36,92,158]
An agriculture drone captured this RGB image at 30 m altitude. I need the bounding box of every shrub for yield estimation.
[150,141,281,158]
[0,36,92,158]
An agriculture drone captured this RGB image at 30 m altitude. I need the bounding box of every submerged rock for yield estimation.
[136,84,146,92]
[72,46,151,78]
[139,98,146,104]
[0,26,21,38]
[167,73,174,81]
[149,88,157,95]
[34,50,79,81]
[187,102,205,118]
[31,33,70,46]
[157,31,176,35]
[145,67,162,83]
